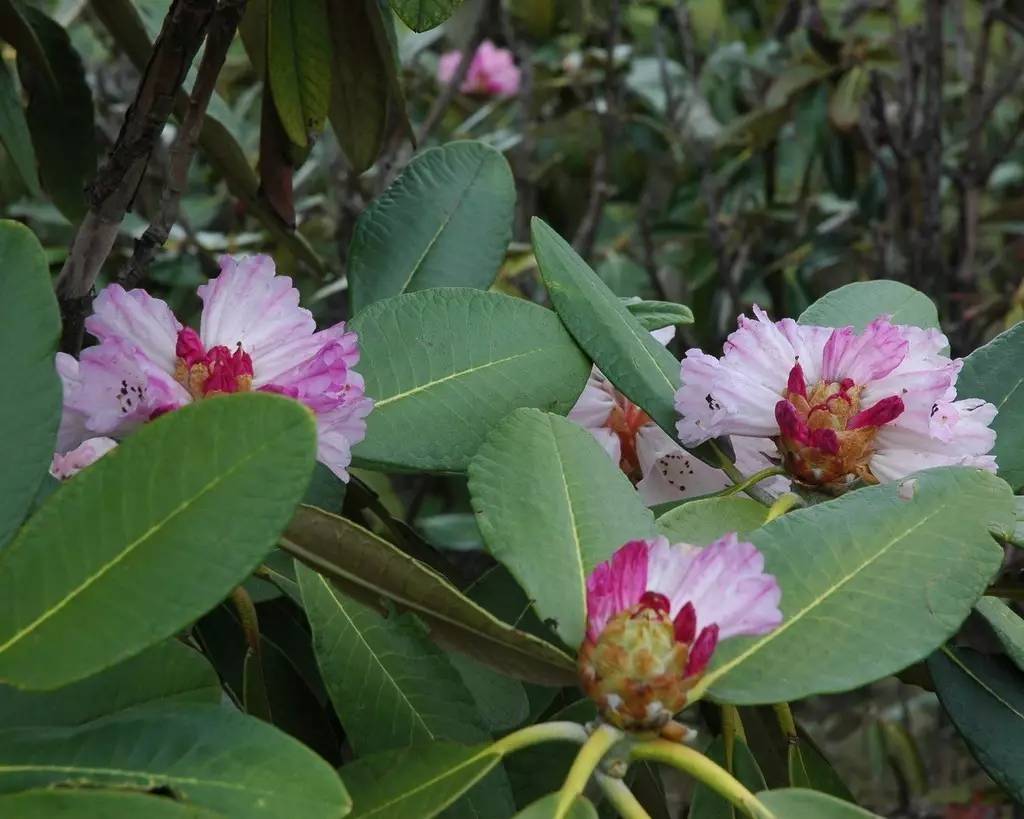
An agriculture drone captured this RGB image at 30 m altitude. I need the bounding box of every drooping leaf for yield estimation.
[388,0,462,32]
[281,506,577,685]
[469,408,658,648]
[956,322,1024,491]
[689,468,1012,705]
[656,497,767,545]
[0,639,219,728]
[513,793,598,818]
[929,645,1024,801]
[788,736,856,802]
[350,288,590,471]
[798,280,939,332]
[448,651,530,733]
[689,737,766,819]
[0,61,39,195]
[975,596,1024,672]
[0,789,224,819]
[17,6,95,221]
[349,142,515,312]
[756,789,881,817]
[0,394,317,690]
[0,221,59,550]
[0,0,56,88]
[624,299,695,331]
[267,0,331,148]
[342,742,501,819]
[0,703,350,818]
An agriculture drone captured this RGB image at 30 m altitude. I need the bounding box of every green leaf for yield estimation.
[388,0,462,31]
[0,703,349,818]
[281,506,577,685]
[0,221,59,549]
[657,497,767,545]
[928,645,1024,801]
[514,793,598,818]
[342,742,501,819]
[0,0,57,89]
[624,299,695,331]
[797,280,939,332]
[267,0,331,148]
[0,393,317,690]
[975,596,1024,672]
[0,639,219,728]
[448,651,530,733]
[350,288,590,472]
[689,468,1012,705]
[17,7,95,221]
[531,217,682,441]
[788,738,856,802]
[469,408,657,648]
[689,737,766,819]
[956,322,1024,491]
[0,789,225,818]
[349,142,515,313]
[756,789,881,817]
[828,66,869,131]
[0,61,39,195]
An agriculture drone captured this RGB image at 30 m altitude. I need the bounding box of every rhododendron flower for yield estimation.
[53,255,372,480]
[50,437,117,480]
[579,534,781,730]
[675,308,997,493]
[569,327,788,503]
[438,40,520,97]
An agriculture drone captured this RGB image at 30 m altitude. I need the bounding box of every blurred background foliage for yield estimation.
[2,0,1024,815]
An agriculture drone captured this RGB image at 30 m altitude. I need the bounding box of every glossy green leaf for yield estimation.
[281,506,577,685]
[17,6,95,220]
[0,0,56,89]
[0,394,317,689]
[624,299,695,330]
[788,738,856,802]
[929,645,1024,801]
[0,221,59,550]
[0,789,224,818]
[757,789,881,817]
[689,737,766,819]
[0,704,349,818]
[514,793,598,818]
[975,596,1024,672]
[798,280,939,332]
[449,651,530,732]
[350,288,590,471]
[268,0,331,148]
[957,322,1024,491]
[657,497,767,545]
[343,742,500,819]
[469,408,658,648]
[388,0,462,31]
[0,61,39,195]
[0,639,219,728]
[349,142,514,312]
[690,468,1012,705]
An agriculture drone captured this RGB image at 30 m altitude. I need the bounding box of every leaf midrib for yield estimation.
[355,750,497,818]
[545,416,587,644]
[941,645,1024,721]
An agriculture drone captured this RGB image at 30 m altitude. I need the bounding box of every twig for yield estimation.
[120,0,248,287]
[499,0,536,241]
[55,0,215,353]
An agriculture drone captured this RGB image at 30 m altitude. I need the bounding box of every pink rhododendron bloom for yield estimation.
[568,327,788,503]
[675,308,997,493]
[50,436,117,480]
[438,40,520,97]
[578,534,781,730]
[53,255,372,480]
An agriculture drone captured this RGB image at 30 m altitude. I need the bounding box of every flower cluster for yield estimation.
[580,534,781,731]
[438,40,521,97]
[52,255,372,480]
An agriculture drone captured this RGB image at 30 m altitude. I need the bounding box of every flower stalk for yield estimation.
[554,723,623,817]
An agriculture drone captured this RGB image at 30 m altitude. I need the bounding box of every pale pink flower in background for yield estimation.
[53,255,372,480]
[438,40,520,97]
[578,534,782,730]
[675,307,997,493]
[50,437,117,480]
[568,327,788,504]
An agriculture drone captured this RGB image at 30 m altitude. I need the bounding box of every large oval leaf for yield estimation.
[0,638,219,728]
[0,62,40,196]
[657,496,767,545]
[469,408,657,648]
[0,393,317,689]
[267,0,331,147]
[689,468,1012,704]
[388,0,461,31]
[798,280,939,331]
[928,645,1024,801]
[757,789,881,818]
[281,505,577,685]
[350,288,590,471]
[349,142,515,312]
[975,596,1024,671]
[0,789,223,818]
[0,220,59,549]
[514,793,598,818]
[0,703,349,818]
[956,322,1024,491]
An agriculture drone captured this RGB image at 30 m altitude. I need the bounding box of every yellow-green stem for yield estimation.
[765,493,801,522]
[721,704,746,770]
[772,702,797,742]
[229,586,260,656]
[555,723,623,817]
[596,772,651,819]
[709,441,775,506]
[491,721,589,756]
[721,466,787,498]
[630,740,775,819]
